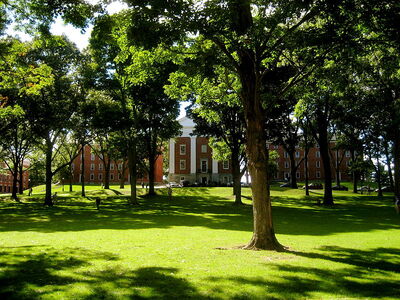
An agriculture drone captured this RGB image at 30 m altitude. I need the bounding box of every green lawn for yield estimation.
[0,185,399,299]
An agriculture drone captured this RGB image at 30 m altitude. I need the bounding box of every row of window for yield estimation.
[81,173,124,181]
[282,150,351,159]
[0,185,11,193]
[179,144,208,155]
[283,160,351,169]
[179,159,229,171]
[279,171,323,179]
[73,163,124,171]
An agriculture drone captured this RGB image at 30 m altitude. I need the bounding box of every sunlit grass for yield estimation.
[0,184,399,299]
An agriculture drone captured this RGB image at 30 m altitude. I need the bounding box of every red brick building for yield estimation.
[269,142,352,182]
[70,145,163,184]
[168,117,233,185]
[0,162,30,193]
[168,117,352,184]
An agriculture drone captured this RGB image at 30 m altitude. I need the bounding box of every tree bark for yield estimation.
[288,152,298,189]
[305,148,310,196]
[351,150,358,193]
[18,164,24,194]
[317,122,334,205]
[104,158,110,189]
[238,52,283,250]
[69,164,73,192]
[11,163,18,200]
[393,129,400,199]
[231,146,243,205]
[376,155,383,197]
[44,137,53,206]
[81,145,86,197]
[384,141,394,191]
[128,140,139,205]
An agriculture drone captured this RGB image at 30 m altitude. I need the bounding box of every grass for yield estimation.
[0,184,399,299]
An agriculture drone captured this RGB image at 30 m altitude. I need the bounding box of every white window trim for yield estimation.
[201,145,207,153]
[223,160,229,170]
[180,159,186,170]
[180,144,186,155]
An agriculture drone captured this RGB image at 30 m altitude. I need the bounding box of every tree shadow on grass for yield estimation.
[0,191,399,236]
[0,246,209,299]
[208,246,400,299]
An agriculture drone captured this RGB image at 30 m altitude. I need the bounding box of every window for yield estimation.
[180,144,186,155]
[284,152,289,158]
[316,151,320,158]
[180,160,186,170]
[91,153,95,161]
[296,172,300,179]
[90,173,94,180]
[316,161,320,168]
[180,176,185,181]
[295,151,300,158]
[110,173,114,180]
[274,145,279,149]
[284,161,289,169]
[110,163,114,170]
[316,171,321,178]
[99,163,103,170]
[201,159,208,173]
[90,163,95,171]
[223,160,229,169]
[118,173,122,180]
[201,144,207,153]
[98,173,103,180]
[118,163,123,170]
[345,150,351,157]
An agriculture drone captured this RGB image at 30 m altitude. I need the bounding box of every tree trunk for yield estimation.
[44,137,53,206]
[18,164,24,194]
[231,146,243,205]
[148,155,156,195]
[289,152,298,189]
[128,140,139,205]
[81,146,86,197]
[104,158,110,189]
[376,155,383,197]
[69,165,73,192]
[317,124,334,205]
[119,163,125,189]
[384,142,394,191]
[11,163,19,200]
[238,55,283,250]
[305,148,309,196]
[351,150,358,193]
[393,130,400,199]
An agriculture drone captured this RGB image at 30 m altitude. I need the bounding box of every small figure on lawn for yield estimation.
[28,187,33,196]
[395,196,400,214]
[168,186,172,201]
[96,198,101,210]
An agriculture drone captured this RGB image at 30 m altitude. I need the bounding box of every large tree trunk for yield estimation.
[128,140,139,205]
[69,165,73,192]
[238,52,283,250]
[231,146,243,205]
[351,150,358,193]
[104,158,110,189]
[11,163,19,200]
[44,137,53,206]
[393,130,400,199]
[305,148,310,196]
[18,164,24,194]
[376,155,383,197]
[81,146,86,197]
[317,123,334,205]
[288,152,298,189]
[384,141,394,191]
